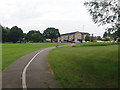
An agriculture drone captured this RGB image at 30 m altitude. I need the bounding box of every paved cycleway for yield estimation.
[2,47,62,89]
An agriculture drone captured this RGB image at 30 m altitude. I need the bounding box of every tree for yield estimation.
[22,33,27,41]
[103,31,107,38]
[97,36,101,40]
[103,31,112,38]
[43,27,60,42]
[0,25,2,42]
[26,30,35,41]
[1,25,10,42]
[90,34,94,42]
[31,33,41,42]
[112,30,119,41]
[84,0,119,32]
[112,30,118,38]
[103,30,118,41]
[26,30,44,42]
[104,37,110,41]
[85,35,90,42]
[9,26,23,43]
[2,26,8,42]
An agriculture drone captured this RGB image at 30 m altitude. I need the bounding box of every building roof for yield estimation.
[61,31,89,36]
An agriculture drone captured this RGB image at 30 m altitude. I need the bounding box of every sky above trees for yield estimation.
[0,0,109,36]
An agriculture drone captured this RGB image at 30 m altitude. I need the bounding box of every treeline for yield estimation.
[103,30,118,41]
[85,34,102,42]
[1,25,60,43]
[85,31,119,42]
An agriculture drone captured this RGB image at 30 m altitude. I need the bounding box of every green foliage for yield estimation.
[73,42,117,47]
[2,27,9,42]
[1,25,10,42]
[1,25,61,43]
[90,34,94,42]
[85,35,90,42]
[43,27,60,42]
[103,31,108,38]
[31,33,43,42]
[49,45,118,88]
[84,0,119,32]
[9,26,23,43]
[97,36,101,40]
[1,25,24,43]
[22,33,27,41]
[26,30,37,41]
[103,30,119,41]
[1,25,45,43]
[104,37,110,41]
[26,30,44,42]
[111,30,120,42]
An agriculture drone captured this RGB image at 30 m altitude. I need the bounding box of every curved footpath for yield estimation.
[2,46,65,89]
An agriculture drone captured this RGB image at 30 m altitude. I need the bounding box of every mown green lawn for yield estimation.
[48,44,118,88]
[2,43,68,70]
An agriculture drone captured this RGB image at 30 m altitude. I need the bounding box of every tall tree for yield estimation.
[2,26,7,42]
[97,36,101,40]
[1,25,10,42]
[26,30,35,41]
[103,31,108,38]
[9,26,23,43]
[31,33,41,42]
[43,27,60,42]
[84,0,119,33]
[0,25,2,43]
[103,30,118,41]
[91,34,94,42]
[26,30,44,42]
[85,35,90,42]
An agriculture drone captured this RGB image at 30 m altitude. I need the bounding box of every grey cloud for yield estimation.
[0,0,106,36]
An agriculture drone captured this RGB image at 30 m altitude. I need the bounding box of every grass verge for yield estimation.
[73,42,118,47]
[48,45,118,88]
[2,43,68,70]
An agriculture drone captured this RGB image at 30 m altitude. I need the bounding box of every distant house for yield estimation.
[58,31,90,43]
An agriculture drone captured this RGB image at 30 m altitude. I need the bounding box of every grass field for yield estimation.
[73,42,117,47]
[2,43,68,70]
[48,43,118,88]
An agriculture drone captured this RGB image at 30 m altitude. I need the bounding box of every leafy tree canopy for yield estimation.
[97,36,101,40]
[26,30,44,42]
[43,27,60,42]
[85,35,90,42]
[31,33,41,42]
[1,25,10,42]
[103,30,118,40]
[9,26,23,43]
[26,30,36,41]
[84,0,119,32]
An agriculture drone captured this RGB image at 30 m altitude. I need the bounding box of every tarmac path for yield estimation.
[2,47,62,89]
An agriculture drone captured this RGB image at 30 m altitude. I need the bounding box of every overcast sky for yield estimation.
[0,0,108,36]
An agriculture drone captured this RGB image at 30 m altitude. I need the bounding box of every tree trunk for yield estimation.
[51,39,53,43]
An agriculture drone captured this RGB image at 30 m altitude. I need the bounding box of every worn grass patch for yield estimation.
[48,45,118,88]
[2,43,68,70]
